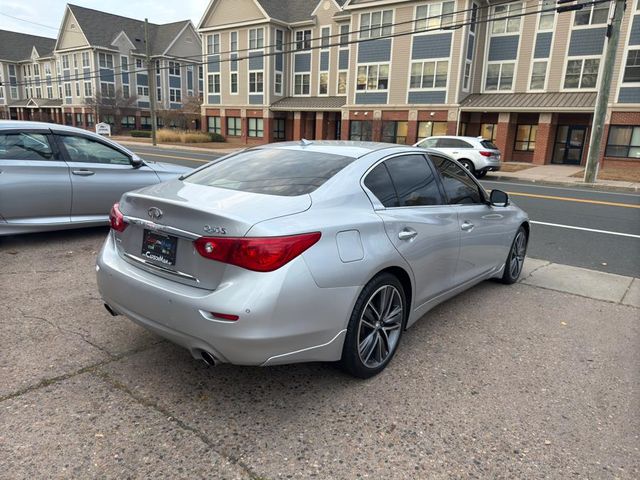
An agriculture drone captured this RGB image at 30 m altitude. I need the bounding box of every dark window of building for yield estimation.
[273,119,286,140]
[431,156,483,204]
[64,113,73,126]
[227,117,241,136]
[349,120,372,141]
[514,124,537,151]
[120,116,136,129]
[417,121,447,139]
[605,126,640,158]
[623,49,640,83]
[75,113,83,126]
[208,116,221,134]
[248,118,264,137]
[381,121,408,144]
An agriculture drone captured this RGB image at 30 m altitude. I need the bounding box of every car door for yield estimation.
[363,153,460,308]
[430,155,512,284]
[0,129,72,225]
[53,132,160,221]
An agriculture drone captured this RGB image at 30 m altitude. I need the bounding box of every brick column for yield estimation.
[532,113,553,165]
[447,121,457,135]
[315,112,324,140]
[494,112,516,162]
[293,112,302,140]
[264,116,273,143]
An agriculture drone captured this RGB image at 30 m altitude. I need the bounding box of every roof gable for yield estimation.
[199,0,266,30]
[55,7,90,51]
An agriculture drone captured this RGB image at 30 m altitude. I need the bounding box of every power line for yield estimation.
[4,0,611,92]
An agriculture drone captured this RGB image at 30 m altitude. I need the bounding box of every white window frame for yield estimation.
[249,28,264,50]
[573,1,611,28]
[295,29,312,51]
[62,55,70,69]
[249,71,264,94]
[82,51,90,67]
[98,52,114,69]
[275,29,284,96]
[208,73,221,95]
[230,31,238,52]
[414,1,455,33]
[230,72,239,94]
[490,2,523,35]
[528,60,548,91]
[359,10,393,39]
[294,73,311,96]
[274,71,283,96]
[320,26,331,49]
[484,61,515,92]
[355,63,390,92]
[408,59,449,90]
[247,117,264,138]
[168,61,180,77]
[169,87,182,102]
[621,48,640,86]
[562,56,601,90]
[318,71,329,96]
[207,34,220,55]
[337,70,348,95]
[462,59,472,91]
[137,86,149,97]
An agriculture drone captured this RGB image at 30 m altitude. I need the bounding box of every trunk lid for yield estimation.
[115,179,311,289]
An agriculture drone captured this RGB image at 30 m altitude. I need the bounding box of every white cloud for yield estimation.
[1,0,206,38]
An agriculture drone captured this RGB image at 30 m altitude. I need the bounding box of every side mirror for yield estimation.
[130,154,144,169]
[489,189,509,207]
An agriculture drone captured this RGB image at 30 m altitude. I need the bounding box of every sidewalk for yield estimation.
[486,164,640,192]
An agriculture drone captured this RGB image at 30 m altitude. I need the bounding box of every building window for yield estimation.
[320,27,331,48]
[463,60,472,90]
[248,118,264,137]
[295,30,312,50]
[514,125,537,151]
[169,88,182,102]
[418,121,448,139]
[294,73,310,95]
[574,1,610,26]
[415,1,454,31]
[227,117,241,136]
[123,85,130,98]
[273,118,286,140]
[230,31,238,52]
[340,24,350,46]
[168,61,180,76]
[64,113,73,125]
[83,81,92,97]
[140,117,151,130]
[564,58,599,89]
[485,62,514,91]
[538,0,555,29]
[46,86,53,98]
[360,10,393,39]
[207,34,220,54]
[530,61,547,90]
[86,113,94,127]
[337,71,347,95]
[62,55,70,69]
[208,74,220,94]
[64,83,72,97]
[481,123,497,142]
[98,53,113,69]
[100,83,115,97]
[249,28,264,49]
[121,116,136,128]
[410,60,448,89]
[208,116,221,134]
[249,72,264,93]
[136,58,143,69]
[319,72,328,95]
[350,120,373,141]
[33,64,40,76]
[75,83,80,97]
[231,72,238,94]
[121,56,128,71]
[82,51,90,67]
[605,126,640,158]
[74,113,84,126]
[137,86,149,97]
[382,121,408,144]
[623,50,640,83]
[491,2,522,34]
[356,64,389,91]
[274,72,282,95]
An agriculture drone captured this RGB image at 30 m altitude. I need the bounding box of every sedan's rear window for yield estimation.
[184,148,354,196]
[481,140,498,150]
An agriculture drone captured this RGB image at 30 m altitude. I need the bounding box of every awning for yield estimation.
[460,92,597,111]
[271,96,347,112]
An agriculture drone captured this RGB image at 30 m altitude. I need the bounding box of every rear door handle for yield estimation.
[398,228,418,240]
[461,221,474,232]
[72,169,95,176]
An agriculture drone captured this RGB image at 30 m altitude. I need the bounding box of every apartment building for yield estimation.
[1,4,203,131]
[199,0,640,168]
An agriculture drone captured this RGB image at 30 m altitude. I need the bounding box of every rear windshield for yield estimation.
[184,148,355,196]
[481,140,498,150]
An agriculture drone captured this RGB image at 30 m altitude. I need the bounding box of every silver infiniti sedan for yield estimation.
[97,141,529,378]
[0,120,190,236]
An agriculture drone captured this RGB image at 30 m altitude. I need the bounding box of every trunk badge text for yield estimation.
[204,225,227,235]
[148,207,163,220]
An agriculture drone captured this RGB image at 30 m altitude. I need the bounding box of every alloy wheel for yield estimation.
[509,230,527,279]
[357,285,403,368]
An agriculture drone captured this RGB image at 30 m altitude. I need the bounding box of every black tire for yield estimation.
[475,170,487,179]
[341,273,407,379]
[501,226,528,284]
[459,159,476,176]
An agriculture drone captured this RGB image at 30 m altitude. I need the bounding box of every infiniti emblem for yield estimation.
[147,207,163,220]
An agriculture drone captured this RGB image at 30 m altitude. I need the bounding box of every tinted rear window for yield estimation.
[184,148,354,196]
[481,140,498,150]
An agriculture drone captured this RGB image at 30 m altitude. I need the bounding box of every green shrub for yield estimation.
[208,132,225,143]
[130,130,151,138]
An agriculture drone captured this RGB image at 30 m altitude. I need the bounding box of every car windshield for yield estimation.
[184,148,355,196]
[480,140,498,150]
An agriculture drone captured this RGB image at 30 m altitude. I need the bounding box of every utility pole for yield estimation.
[583,0,626,183]
[144,18,158,146]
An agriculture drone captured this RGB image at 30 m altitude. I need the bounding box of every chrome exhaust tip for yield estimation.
[200,351,218,366]
[104,303,119,317]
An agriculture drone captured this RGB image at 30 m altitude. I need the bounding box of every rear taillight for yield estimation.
[479,151,492,157]
[194,232,321,272]
[109,203,127,232]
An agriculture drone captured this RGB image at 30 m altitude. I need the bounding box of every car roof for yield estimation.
[426,135,486,141]
[0,120,89,134]
[256,140,407,159]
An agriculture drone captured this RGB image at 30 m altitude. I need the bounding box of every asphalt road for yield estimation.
[130,144,640,277]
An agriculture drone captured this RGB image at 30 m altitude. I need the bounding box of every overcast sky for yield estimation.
[2,0,206,38]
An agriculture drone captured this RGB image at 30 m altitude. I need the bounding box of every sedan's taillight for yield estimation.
[109,203,128,232]
[479,151,493,157]
[194,232,321,272]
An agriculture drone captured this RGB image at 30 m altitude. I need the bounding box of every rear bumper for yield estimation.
[96,232,358,366]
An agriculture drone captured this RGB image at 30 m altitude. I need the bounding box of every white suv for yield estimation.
[414,136,502,178]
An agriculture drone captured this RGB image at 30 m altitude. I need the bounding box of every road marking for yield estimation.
[531,221,640,239]
[135,151,213,163]
[482,180,640,198]
[507,191,640,209]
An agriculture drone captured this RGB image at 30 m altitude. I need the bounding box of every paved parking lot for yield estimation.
[1,228,638,479]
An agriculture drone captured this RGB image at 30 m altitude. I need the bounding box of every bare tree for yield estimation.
[157,94,202,130]
[84,88,138,133]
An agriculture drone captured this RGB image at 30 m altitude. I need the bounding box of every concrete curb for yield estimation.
[485,174,640,193]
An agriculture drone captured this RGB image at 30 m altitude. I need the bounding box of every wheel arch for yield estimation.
[372,265,413,323]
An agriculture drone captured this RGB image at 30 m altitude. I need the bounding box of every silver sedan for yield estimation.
[97,141,529,378]
[0,120,190,236]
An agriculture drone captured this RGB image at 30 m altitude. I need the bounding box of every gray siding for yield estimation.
[407,90,446,104]
[207,55,220,73]
[170,103,182,110]
[618,87,640,103]
[138,101,150,108]
[358,38,392,63]
[630,15,640,46]
[339,50,349,69]
[169,76,180,88]
[136,73,148,86]
[207,95,220,104]
[534,32,553,59]
[355,92,387,104]
[275,53,283,71]
[249,94,263,104]
[320,51,329,71]
[488,35,519,61]
[568,28,606,56]
[231,53,238,71]
[466,35,474,60]
[294,53,311,72]
[248,51,264,70]
[412,33,452,60]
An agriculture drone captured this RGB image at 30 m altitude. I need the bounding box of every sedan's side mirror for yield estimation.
[490,189,509,207]
[130,154,144,169]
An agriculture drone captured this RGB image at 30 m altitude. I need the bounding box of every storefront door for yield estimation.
[552,125,587,165]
